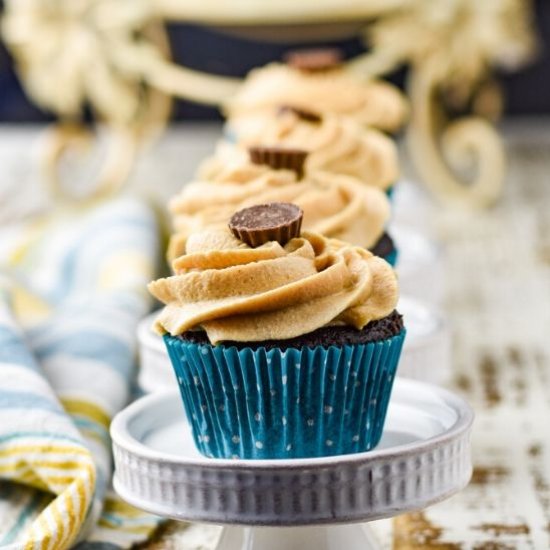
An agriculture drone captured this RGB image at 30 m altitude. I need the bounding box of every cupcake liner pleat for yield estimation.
[164,331,405,459]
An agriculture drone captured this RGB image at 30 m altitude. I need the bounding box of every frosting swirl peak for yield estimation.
[168,164,390,260]
[225,63,408,133]
[209,110,399,190]
[150,229,398,344]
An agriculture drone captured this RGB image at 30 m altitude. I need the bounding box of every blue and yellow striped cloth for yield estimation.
[0,198,162,549]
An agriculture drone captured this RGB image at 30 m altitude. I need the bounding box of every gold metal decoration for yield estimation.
[350,0,536,208]
[1,0,536,207]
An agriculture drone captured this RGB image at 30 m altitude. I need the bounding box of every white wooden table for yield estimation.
[2,120,550,549]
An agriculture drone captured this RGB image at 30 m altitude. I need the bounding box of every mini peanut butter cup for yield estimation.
[248,146,308,178]
[228,202,303,247]
[278,105,322,123]
[284,47,343,72]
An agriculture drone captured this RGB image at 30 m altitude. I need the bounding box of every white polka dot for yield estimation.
[201,347,209,355]
[351,371,358,378]
[267,358,272,365]
[324,406,333,414]
[329,374,336,381]
[307,419,315,426]
[232,435,240,444]
[347,361,352,367]
[295,363,301,370]
[282,416,287,426]
[352,435,360,442]
[370,399,377,405]
[233,385,240,391]
[254,412,262,422]
[286,444,292,451]
[271,389,277,397]
[192,413,197,420]
[296,398,300,404]
[199,435,210,443]
[256,385,261,392]
[282,375,288,385]
[193,376,199,386]
[178,377,184,384]
[255,441,264,449]
[201,405,207,412]
[344,386,348,392]
[366,421,371,429]
[326,439,333,447]
[344,409,349,416]
[218,404,225,412]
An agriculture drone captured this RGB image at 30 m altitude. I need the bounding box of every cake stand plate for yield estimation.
[392,226,444,305]
[111,379,473,550]
[398,296,451,385]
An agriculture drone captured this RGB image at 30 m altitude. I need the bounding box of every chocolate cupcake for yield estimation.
[224,57,408,134]
[168,147,394,264]
[150,204,406,459]
[204,108,399,193]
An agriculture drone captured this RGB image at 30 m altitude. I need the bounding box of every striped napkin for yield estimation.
[0,198,162,549]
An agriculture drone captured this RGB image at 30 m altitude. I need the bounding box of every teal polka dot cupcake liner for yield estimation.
[163,330,406,459]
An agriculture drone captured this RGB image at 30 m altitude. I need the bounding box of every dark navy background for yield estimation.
[0,0,548,122]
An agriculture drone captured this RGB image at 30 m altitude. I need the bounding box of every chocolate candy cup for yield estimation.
[278,105,322,124]
[284,47,343,72]
[229,202,303,247]
[248,146,308,178]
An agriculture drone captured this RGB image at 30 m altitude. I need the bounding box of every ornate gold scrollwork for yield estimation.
[1,0,536,207]
[407,61,507,209]
[352,0,535,207]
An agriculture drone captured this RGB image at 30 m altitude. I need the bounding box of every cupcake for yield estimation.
[168,148,396,265]
[201,107,399,193]
[149,202,406,459]
[224,48,408,135]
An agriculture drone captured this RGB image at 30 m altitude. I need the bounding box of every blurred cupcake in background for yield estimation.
[168,147,397,265]
[224,48,408,135]
[201,107,399,193]
[149,202,406,459]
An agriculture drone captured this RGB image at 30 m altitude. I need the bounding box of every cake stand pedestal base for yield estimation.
[217,524,379,550]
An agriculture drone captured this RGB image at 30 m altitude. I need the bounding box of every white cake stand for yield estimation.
[392,226,444,306]
[398,296,451,385]
[111,379,473,550]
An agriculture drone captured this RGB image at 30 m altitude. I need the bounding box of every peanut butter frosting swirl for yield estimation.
[168,164,390,260]
[224,63,408,133]
[149,229,398,343]
[203,110,399,190]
